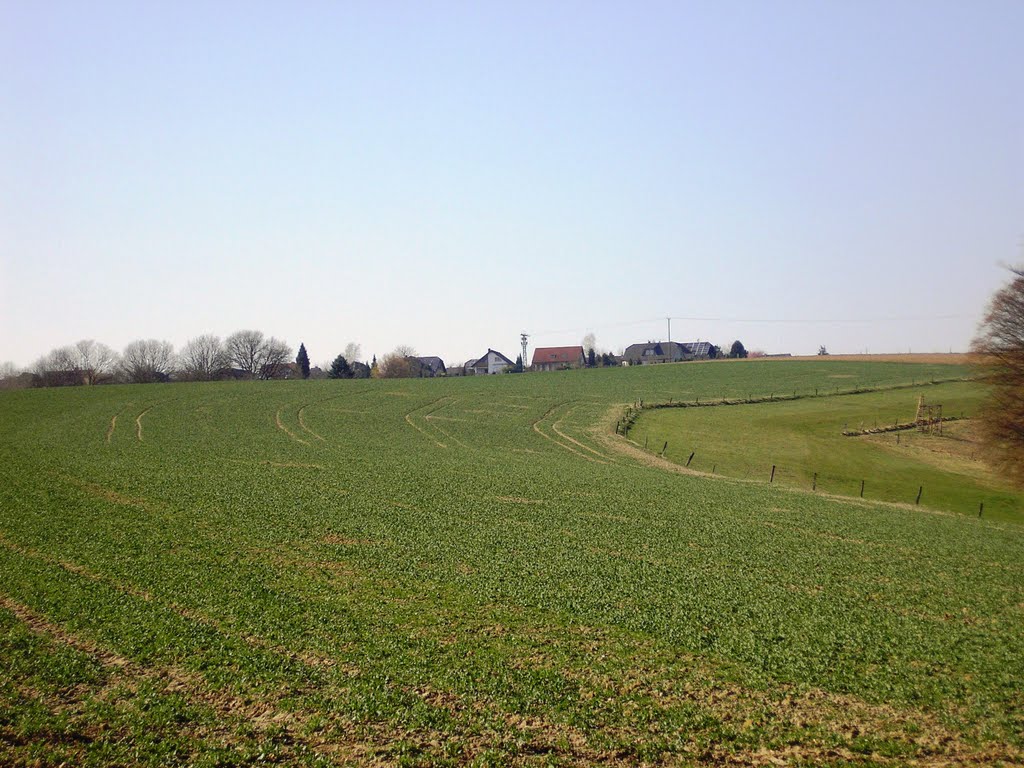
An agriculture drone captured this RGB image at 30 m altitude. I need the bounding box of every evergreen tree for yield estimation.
[729,340,748,359]
[513,354,524,373]
[328,355,351,379]
[297,343,310,379]
[587,348,596,367]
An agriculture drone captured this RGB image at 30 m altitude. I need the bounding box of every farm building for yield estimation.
[531,346,586,371]
[467,349,514,375]
[623,341,712,365]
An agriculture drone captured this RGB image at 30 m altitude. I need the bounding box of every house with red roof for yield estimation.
[530,346,586,372]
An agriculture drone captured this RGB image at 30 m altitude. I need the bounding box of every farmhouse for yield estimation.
[623,341,712,365]
[467,349,514,375]
[531,346,585,371]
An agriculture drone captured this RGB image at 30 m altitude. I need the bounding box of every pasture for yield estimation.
[1,358,1022,766]
[628,380,1021,520]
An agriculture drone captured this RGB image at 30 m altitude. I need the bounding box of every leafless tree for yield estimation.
[74,339,118,385]
[120,339,176,383]
[343,342,362,364]
[180,335,227,381]
[971,266,1024,486]
[0,361,23,390]
[224,330,265,378]
[224,330,292,379]
[32,345,79,387]
[262,337,292,379]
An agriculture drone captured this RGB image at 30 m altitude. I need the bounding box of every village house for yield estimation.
[411,356,447,377]
[466,349,514,375]
[622,341,712,365]
[531,346,585,371]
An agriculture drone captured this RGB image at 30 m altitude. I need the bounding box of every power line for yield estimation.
[529,313,974,338]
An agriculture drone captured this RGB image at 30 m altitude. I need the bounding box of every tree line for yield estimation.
[2,331,368,388]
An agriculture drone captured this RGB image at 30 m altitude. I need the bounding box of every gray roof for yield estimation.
[415,356,446,372]
[623,341,712,360]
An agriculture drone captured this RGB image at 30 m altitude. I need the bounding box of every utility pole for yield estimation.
[520,333,529,371]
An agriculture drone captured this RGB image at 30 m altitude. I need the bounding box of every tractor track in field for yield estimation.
[0,533,343,673]
[275,408,310,446]
[422,397,468,448]
[552,405,614,462]
[0,592,379,764]
[295,390,373,443]
[296,403,326,442]
[104,402,133,444]
[404,397,453,448]
[533,402,608,465]
[134,406,152,441]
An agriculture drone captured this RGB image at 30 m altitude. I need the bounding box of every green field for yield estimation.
[1,359,1022,766]
[628,380,1022,521]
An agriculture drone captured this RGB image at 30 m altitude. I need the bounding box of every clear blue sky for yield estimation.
[2,1,1021,369]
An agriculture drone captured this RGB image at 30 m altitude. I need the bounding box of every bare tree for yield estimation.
[224,330,265,378]
[971,266,1024,486]
[0,361,22,390]
[32,346,78,387]
[224,330,292,379]
[74,339,118,385]
[262,337,292,379]
[121,339,176,383]
[343,342,362,364]
[180,335,227,381]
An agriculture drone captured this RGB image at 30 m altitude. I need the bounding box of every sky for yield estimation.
[2,1,1022,370]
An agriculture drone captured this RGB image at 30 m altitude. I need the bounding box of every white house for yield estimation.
[467,349,515,375]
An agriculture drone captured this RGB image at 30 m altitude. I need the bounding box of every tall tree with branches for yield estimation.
[972,267,1024,486]
[297,343,310,379]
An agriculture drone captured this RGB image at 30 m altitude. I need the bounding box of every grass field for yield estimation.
[1,358,1022,766]
[628,380,1022,520]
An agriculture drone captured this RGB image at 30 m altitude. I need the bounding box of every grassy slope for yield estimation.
[629,380,1022,520]
[1,359,1022,766]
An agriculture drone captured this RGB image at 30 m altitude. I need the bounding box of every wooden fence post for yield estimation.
[916,486,923,505]
[812,472,817,491]
[860,479,865,498]
[770,465,776,483]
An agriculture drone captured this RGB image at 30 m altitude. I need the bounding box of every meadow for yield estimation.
[628,380,1021,520]
[1,358,1022,766]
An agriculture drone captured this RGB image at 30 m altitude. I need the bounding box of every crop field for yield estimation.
[1,359,1023,766]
